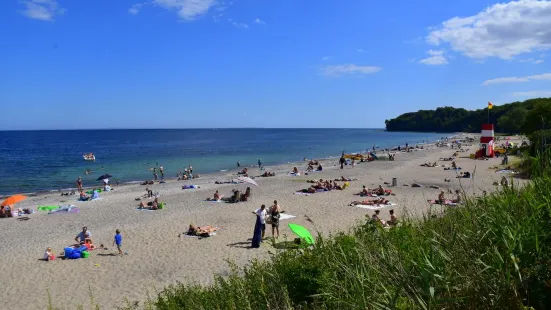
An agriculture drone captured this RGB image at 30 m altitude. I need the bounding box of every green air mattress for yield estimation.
[38,206,59,211]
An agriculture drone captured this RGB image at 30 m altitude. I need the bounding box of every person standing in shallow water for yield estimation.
[76,177,83,191]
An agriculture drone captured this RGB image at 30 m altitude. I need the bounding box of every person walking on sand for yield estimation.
[113,229,123,256]
[339,155,346,169]
[258,159,262,168]
[76,177,83,191]
[269,200,281,238]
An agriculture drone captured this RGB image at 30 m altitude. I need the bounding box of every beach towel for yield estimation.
[294,192,312,196]
[49,205,79,214]
[182,185,199,189]
[289,172,301,176]
[497,169,516,174]
[38,205,59,211]
[205,199,223,203]
[135,208,156,211]
[352,204,388,210]
[279,213,296,221]
[251,216,262,248]
[352,203,397,210]
[182,232,217,238]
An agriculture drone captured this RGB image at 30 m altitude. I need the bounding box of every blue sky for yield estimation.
[1,0,550,130]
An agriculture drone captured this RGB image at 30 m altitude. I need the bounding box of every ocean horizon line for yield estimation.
[0,127,388,132]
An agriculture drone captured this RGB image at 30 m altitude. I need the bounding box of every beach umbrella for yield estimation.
[1,194,27,206]
[96,174,112,181]
[237,176,259,187]
[288,223,315,245]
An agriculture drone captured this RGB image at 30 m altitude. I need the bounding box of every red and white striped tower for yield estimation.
[480,124,495,157]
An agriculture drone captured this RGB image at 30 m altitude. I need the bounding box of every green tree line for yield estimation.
[385,97,551,134]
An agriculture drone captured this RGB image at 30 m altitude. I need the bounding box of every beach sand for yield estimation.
[0,135,525,309]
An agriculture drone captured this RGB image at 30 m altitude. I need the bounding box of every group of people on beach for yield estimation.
[253,200,283,241]
[43,226,124,262]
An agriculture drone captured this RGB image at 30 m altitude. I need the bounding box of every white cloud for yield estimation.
[356,49,365,53]
[154,0,216,20]
[320,64,381,77]
[254,18,265,25]
[425,0,551,60]
[483,73,551,85]
[512,90,551,97]
[129,3,145,15]
[232,22,248,28]
[322,56,331,61]
[21,0,65,21]
[519,58,545,64]
[419,50,448,65]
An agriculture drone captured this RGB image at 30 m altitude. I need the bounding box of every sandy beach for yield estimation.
[0,134,524,309]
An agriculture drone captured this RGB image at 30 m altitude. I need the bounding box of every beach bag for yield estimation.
[158,202,165,209]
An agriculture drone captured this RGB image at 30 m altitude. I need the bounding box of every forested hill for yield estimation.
[385,97,551,133]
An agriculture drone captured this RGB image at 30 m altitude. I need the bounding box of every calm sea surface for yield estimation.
[0,129,448,195]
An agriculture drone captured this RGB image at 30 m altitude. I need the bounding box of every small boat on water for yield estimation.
[83,153,95,161]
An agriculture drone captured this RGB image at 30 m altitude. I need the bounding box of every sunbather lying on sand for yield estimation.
[349,197,390,206]
[138,198,159,210]
[307,178,324,183]
[335,176,357,181]
[420,162,438,167]
[237,168,248,175]
[185,224,219,237]
[261,171,275,177]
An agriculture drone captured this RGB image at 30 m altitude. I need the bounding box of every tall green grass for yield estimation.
[141,176,551,309]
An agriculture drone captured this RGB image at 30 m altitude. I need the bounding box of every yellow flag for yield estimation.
[488,102,493,109]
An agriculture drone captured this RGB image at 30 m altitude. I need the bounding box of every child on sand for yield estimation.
[44,247,55,261]
[113,229,123,256]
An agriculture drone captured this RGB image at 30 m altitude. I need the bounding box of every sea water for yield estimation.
[0,129,448,195]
